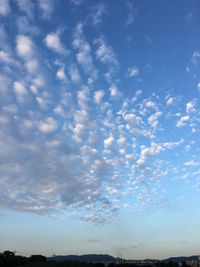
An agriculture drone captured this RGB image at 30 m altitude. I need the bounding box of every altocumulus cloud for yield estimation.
[0,0,200,225]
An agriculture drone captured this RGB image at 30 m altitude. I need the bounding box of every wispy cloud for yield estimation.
[37,0,54,19]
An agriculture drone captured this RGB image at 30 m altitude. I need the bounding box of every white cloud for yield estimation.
[184,160,200,167]
[144,99,157,109]
[166,96,175,106]
[124,113,137,121]
[38,117,58,133]
[95,37,119,66]
[137,144,164,166]
[104,136,114,148]
[186,100,196,113]
[109,84,122,98]
[95,37,119,82]
[44,33,65,54]
[56,67,66,80]
[148,111,162,128]
[126,66,139,78]
[16,35,34,59]
[73,24,96,78]
[0,0,10,16]
[94,90,104,104]
[13,81,27,96]
[176,115,190,128]
[191,51,200,64]
[117,137,126,146]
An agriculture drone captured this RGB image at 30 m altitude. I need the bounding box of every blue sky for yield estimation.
[0,0,200,260]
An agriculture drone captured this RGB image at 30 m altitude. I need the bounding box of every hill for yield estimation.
[48,254,116,263]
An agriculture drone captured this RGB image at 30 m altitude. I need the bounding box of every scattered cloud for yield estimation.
[38,117,58,133]
[125,1,138,26]
[73,24,97,79]
[94,90,105,104]
[191,50,200,64]
[95,37,118,66]
[44,32,66,54]
[126,66,139,78]
[16,35,34,59]
[0,1,200,225]
[176,115,190,128]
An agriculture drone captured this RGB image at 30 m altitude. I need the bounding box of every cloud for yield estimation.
[69,64,81,83]
[198,82,200,91]
[125,1,138,26]
[94,90,105,104]
[186,100,196,113]
[126,66,139,78]
[117,137,126,146]
[44,32,66,54]
[184,160,200,167]
[148,111,163,128]
[176,115,190,128]
[16,35,34,59]
[0,50,13,64]
[104,136,114,148]
[56,67,66,80]
[25,59,39,74]
[16,0,35,20]
[13,81,27,96]
[166,96,175,106]
[73,24,97,78]
[95,37,119,82]
[191,51,200,64]
[109,84,122,98]
[1,5,200,225]
[90,4,106,26]
[95,37,118,66]
[38,117,58,133]
[1,85,199,223]
[37,0,54,19]
[136,144,164,166]
[0,0,10,16]
[16,16,39,35]
[70,0,82,6]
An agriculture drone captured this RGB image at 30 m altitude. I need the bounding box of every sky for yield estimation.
[0,0,200,260]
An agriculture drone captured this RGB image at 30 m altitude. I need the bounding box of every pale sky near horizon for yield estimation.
[1,0,200,260]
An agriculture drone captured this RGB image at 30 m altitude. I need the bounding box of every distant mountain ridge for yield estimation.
[48,254,200,263]
[163,255,198,263]
[48,254,116,263]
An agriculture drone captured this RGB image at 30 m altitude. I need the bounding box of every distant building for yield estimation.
[186,256,200,267]
[116,259,156,265]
